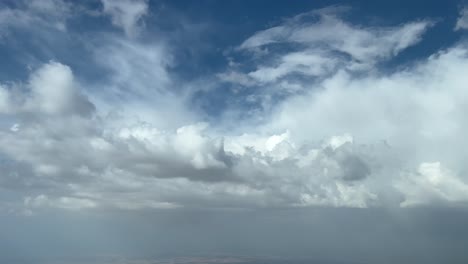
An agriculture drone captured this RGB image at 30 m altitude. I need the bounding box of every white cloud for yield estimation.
[0,61,95,116]
[455,7,468,30]
[217,71,258,87]
[396,162,468,207]
[240,7,431,64]
[91,36,196,130]
[94,38,171,96]
[28,0,71,18]
[0,0,71,36]
[24,194,97,210]
[2,4,468,214]
[5,44,468,212]
[228,7,433,97]
[101,0,149,37]
[248,51,339,83]
[222,7,433,96]
[268,45,468,145]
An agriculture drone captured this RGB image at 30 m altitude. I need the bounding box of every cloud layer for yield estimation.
[1,1,468,216]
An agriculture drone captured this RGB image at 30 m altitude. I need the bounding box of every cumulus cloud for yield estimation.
[0,61,95,116]
[396,162,468,207]
[260,44,468,207]
[101,0,149,37]
[2,3,468,215]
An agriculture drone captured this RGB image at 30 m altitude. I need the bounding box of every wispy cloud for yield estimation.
[0,0,72,36]
[240,7,432,64]
[100,0,149,37]
[455,7,468,30]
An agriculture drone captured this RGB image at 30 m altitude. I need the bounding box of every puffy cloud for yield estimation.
[2,3,468,215]
[0,95,383,212]
[396,162,468,207]
[268,45,468,146]
[5,46,468,213]
[101,0,149,37]
[0,61,95,116]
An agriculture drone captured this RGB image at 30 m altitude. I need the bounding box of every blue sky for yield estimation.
[2,0,468,262]
[1,0,465,129]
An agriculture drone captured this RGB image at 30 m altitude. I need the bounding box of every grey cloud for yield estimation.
[323,144,372,182]
[339,155,370,181]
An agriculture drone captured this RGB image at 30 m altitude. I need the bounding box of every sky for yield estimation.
[1,0,468,263]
